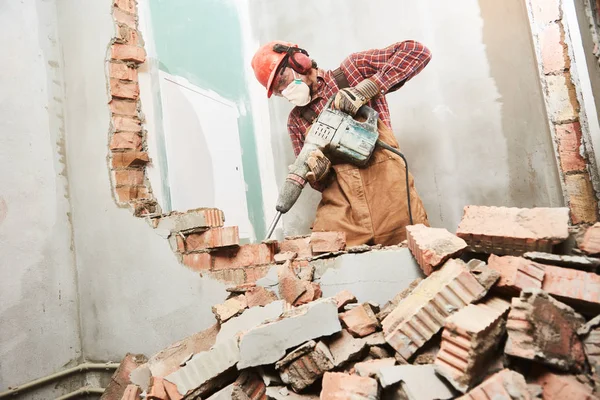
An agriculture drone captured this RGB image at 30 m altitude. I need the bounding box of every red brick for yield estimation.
[212,243,276,270]
[115,169,144,186]
[113,115,141,132]
[180,227,239,252]
[110,132,142,151]
[541,264,600,314]
[407,224,467,275]
[274,251,297,264]
[111,44,146,63]
[275,341,334,392]
[531,0,561,25]
[580,222,600,254]
[113,7,136,28]
[565,173,598,224]
[231,371,266,400]
[487,255,545,296]
[120,384,141,400]
[530,368,595,400]
[310,231,346,253]
[147,377,167,400]
[114,0,135,13]
[109,99,138,116]
[333,290,357,310]
[245,286,278,308]
[505,289,586,371]
[382,259,487,360]
[545,74,579,123]
[434,297,511,392]
[110,78,139,99]
[110,62,138,81]
[320,372,379,400]
[339,304,380,338]
[111,151,149,168]
[115,186,149,202]
[280,236,312,259]
[163,380,182,400]
[212,295,247,323]
[116,24,140,45]
[209,269,245,285]
[182,252,212,271]
[456,206,569,255]
[457,369,530,400]
[541,22,568,74]
[294,282,321,306]
[555,122,586,172]
[102,353,146,400]
[244,265,271,283]
[278,263,311,305]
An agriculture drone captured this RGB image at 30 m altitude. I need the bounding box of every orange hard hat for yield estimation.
[251,41,298,98]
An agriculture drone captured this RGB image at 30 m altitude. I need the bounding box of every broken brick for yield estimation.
[114,0,136,13]
[109,99,138,116]
[578,315,600,380]
[116,24,140,46]
[580,222,600,255]
[245,286,278,308]
[541,22,569,75]
[540,263,600,314]
[529,367,595,400]
[320,372,379,400]
[333,290,357,310]
[435,297,511,392]
[231,370,267,400]
[354,358,396,378]
[110,131,142,151]
[110,62,138,81]
[212,243,276,270]
[565,172,598,225]
[487,255,545,296]
[244,265,272,284]
[339,303,380,338]
[179,227,240,252]
[210,269,246,285]
[456,206,569,255]
[523,251,599,272]
[102,353,147,400]
[382,259,486,360]
[457,369,530,400]
[113,115,141,132]
[114,169,144,186]
[377,364,456,398]
[182,252,212,272]
[274,251,297,264]
[110,78,139,99]
[406,224,467,275]
[278,263,310,305]
[556,122,586,173]
[111,44,146,63]
[378,278,422,321]
[111,151,149,168]
[157,208,225,233]
[310,231,346,254]
[465,259,500,294]
[147,376,167,400]
[505,289,586,372]
[212,295,247,323]
[280,236,312,259]
[294,282,321,306]
[115,186,149,202]
[113,7,136,28]
[323,329,369,368]
[275,341,334,392]
[120,384,141,400]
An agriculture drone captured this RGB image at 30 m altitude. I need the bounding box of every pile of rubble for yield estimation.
[106,206,600,399]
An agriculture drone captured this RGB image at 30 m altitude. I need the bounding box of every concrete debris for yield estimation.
[505,289,586,372]
[131,206,600,400]
[523,251,600,272]
[457,369,530,400]
[339,303,380,338]
[382,259,487,359]
[434,296,511,392]
[377,364,456,399]
[276,340,334,392]
[406,223,467,275]
[238,298,341,368]
[320,372,379,400]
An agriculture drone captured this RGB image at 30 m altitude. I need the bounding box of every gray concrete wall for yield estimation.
[248,0,564,235]
[55,0,228,362]
[0,0,82,396]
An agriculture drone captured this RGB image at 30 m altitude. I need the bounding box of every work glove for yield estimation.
[333,78,380,116]
[305,149,331,184]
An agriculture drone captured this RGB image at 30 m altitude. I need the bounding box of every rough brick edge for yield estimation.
[526,0,599,224]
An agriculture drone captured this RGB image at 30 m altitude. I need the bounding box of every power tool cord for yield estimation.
[376,139,414,225]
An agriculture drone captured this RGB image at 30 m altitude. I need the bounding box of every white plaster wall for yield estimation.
[0,0,81,395]
[247,0,564,235]
[55,0,228,361]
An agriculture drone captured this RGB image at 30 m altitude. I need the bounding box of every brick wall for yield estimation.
[527,0,599,224]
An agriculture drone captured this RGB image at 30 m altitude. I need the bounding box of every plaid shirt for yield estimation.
[287,40,431,191]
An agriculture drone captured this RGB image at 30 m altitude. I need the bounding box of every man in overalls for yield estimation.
[251,40,431,246]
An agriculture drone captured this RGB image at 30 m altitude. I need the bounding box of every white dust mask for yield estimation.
[281,71,311,106]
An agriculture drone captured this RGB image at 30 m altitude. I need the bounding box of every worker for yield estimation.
[251,40,431,246]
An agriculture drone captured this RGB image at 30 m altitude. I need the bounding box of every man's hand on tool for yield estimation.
[305,149,331,183]
[333,78,380,115]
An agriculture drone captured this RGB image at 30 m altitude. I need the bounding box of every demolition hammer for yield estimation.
[265,98,413,240]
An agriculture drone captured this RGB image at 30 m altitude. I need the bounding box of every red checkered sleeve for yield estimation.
[342,41,432,94]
